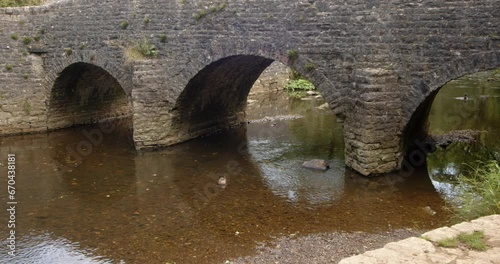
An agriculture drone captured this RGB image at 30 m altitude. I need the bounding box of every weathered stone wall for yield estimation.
[249,61,290,95]
[0,0,499,175]
[0,9,47,134]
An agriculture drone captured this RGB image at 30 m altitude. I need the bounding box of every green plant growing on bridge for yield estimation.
[287,50,298,62]
[218,1,227,11]
[23,100,31,115]
[192,1,227,21]
[5,64,13,71]
[488,33,500,39]
[79,43,85,50]
[305,63,316,73]
[11,34,18,40]
[290,68,305,80]
[125,38,158,62]
[159,34,167,43]
[38,27,45,35]
[22,37,32,45]
[33,35,41,41]
[193,10,208,20]
[143,16,151,24]
[120,20,129,29]
[0,0,43,7]
[64,48,73,56]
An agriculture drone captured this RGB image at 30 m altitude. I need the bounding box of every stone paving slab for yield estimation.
[339,215,500,264]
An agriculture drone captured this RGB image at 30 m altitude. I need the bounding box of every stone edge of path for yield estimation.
[338,214,500,264]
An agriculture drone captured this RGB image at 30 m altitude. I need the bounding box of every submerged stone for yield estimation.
[302,159,330,171]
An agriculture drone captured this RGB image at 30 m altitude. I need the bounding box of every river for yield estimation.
[0,69,498,263]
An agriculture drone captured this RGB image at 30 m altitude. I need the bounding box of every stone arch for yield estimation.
[175,39,338,108]
[401,51,500,161]
[46,55,133,130]
[44,50,133,97]
[171,42,339,141]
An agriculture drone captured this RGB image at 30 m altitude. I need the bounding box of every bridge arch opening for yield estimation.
[172,55,334,142]
[402,67,500,175]
[47,62,132,130]
[173,55,275,137]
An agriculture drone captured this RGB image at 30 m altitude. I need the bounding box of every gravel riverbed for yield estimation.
[231,229,423,264]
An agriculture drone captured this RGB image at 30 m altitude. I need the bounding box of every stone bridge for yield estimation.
[0,0,499,176]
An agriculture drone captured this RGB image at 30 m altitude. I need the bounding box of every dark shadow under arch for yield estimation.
[48,62,132,130]
[173,55,274,136]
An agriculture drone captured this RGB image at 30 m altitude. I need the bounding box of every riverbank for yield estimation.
[230,215,500,263]
[339,214,500,264]
[231,229,422,263]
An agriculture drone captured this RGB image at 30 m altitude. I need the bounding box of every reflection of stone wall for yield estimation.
[249,61,290,95]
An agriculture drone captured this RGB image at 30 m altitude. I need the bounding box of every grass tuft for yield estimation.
[22,37,32,45]
[193,9,208,20]
[437,237,458,248]
[23,100,31,115]
[287,50,298,61]
[0,0,43,7]
[436,231,487,251]
[64,48,72,56]
[125,38,158,62]
[159,34,167,43]
[305,63,316,73]
[120,20,129,29]
[458,231,487,251]
[455,160,500,221]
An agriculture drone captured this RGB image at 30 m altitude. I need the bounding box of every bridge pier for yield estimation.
[343,68,404,176]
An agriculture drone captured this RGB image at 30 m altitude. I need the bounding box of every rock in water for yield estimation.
[316,103,330,110]
[218,176,227,186]
[422,206,437,216]
[302,159,329,171]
